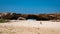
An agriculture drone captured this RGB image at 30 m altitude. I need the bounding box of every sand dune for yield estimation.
[0,20,60,34]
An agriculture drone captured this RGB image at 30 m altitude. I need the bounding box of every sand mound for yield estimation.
[0,20,60,34]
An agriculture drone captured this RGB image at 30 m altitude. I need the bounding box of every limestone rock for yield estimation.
[0,12,60,21]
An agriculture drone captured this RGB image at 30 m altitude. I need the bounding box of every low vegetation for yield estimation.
[0,19,10,23]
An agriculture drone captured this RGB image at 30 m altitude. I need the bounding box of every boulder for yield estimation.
[17,17,26,20]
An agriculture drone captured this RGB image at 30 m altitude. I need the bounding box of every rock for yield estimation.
[17,17,26,20]
[0,12,16,19]
[0,12,60,21]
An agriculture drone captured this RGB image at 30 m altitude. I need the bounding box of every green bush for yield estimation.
[0,19,10,23]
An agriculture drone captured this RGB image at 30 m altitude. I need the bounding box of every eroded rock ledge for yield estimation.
[0,12,60,21]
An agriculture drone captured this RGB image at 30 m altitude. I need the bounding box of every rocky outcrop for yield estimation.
[0,12,60,21]
[17,17,26,20]
[0,12,16,19]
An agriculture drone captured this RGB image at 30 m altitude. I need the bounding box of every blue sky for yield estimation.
[0,0,60,14]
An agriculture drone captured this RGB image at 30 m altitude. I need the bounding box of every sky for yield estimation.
[0,0,60,14]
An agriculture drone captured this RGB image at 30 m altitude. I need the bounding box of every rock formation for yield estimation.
[0,12,60,21]
[0,12,16,19]
[17,17,26,20]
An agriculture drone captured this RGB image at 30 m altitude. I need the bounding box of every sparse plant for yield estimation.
[0,19,10,23]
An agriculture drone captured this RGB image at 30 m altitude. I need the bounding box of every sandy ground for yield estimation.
[0,20,60,34]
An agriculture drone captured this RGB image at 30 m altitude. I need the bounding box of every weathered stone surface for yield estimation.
[17,17,26,20]
[0,12,16,19]
[0,12,60,21]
